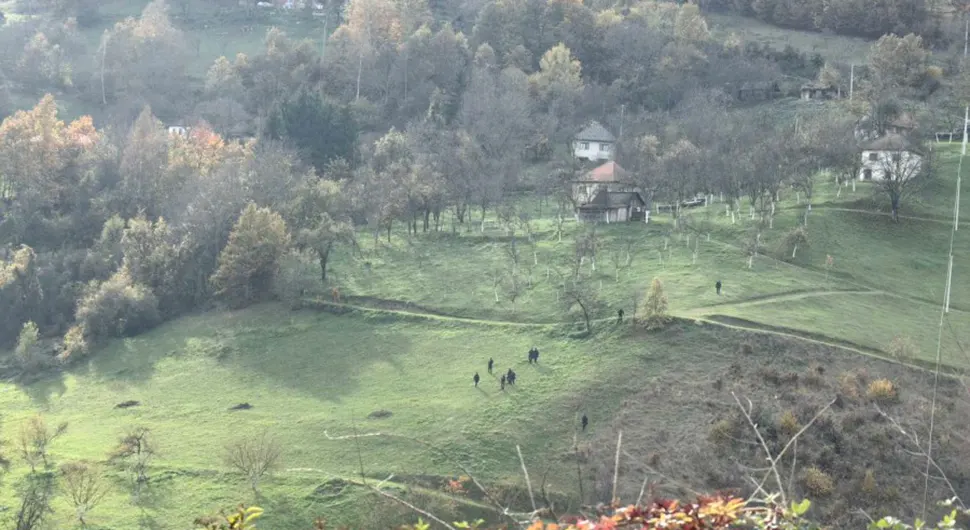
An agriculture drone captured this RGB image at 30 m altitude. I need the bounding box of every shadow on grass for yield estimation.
[15,371,67,407]
[222,311,410,403]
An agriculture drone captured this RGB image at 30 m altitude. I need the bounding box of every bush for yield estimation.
[887,335,919,362]
[861,469,877,497]
[779,410,800,437]
[15,321,40,368]
[59,325,89,362]
[637,278,671,330]
[866,379,897,403]
[709,419,736,446]
[75,269,160,340]
[801,467,835,497]
[839,371,861,399]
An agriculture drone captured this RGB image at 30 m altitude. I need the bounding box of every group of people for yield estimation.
[472,347,540,390]
[471,347,591,433]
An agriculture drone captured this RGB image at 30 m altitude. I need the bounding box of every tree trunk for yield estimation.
[386,222,392,243]
[792,245,798,259]
[318,242,333,283]
[423,209,430,232]
[580,303,591,334]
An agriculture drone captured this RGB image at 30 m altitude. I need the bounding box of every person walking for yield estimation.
[617,308,624,323]
[487,358,494,374]
[473,372,480,387]
[500,375,506,390]
[715,280,722,295]
[581,414,588,431]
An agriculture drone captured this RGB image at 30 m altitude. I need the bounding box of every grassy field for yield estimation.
[705,12,873,64]
[302,143,970,370]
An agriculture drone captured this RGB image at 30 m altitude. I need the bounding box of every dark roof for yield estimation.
[575,121,615,143]
[801,82,834,90]
[863,133,913,151]
[889,113,917,130]
[579,161,627,182]
[579,190,647,210]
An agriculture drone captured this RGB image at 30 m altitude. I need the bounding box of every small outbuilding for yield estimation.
[576,190,649,224]
[800,82,839,101]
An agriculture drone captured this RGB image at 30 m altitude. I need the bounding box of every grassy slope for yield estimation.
[0,307,648,528]
[315,143,970,368]
[0,142,966,526]
[705,12,873,64]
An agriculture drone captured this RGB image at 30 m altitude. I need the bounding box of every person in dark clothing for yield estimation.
[617,308,624,323]
[473,372,480,387]
[533,348,539,363]
[581,414,588,431]
[509,370,517,385]
[500,375,506,390]
[488,358,494,374]
[507,368,514,382]
[716,280,722,295]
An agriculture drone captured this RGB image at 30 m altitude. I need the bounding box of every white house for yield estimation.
[167,126,190,137]
[573,121,615,161]
[858,134,922,181]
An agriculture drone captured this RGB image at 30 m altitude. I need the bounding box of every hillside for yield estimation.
[0,142,966,527]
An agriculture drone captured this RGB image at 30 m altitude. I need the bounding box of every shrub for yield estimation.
[867,379,897,403]
[779,410,800,437]
[887,335,919,362]
[839,371,861,399]
[709,419,736,446]
[801,467,835,497]
[59,325,89,362]
[75,268,160,339]
[861,469,877,496]
[804,363,825,388]
[637,278,671,330]
[14,321,40,368]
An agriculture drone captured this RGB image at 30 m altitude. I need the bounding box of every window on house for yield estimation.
[863,169,872,180]
[600,143,611,152]
[580,142,590,150]
[868,152,878,161]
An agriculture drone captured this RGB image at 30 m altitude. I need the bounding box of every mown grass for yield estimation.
[705,12,873,64]
[0,305,668,528]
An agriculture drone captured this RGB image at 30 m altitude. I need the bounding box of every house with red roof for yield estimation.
[571,161,650,224]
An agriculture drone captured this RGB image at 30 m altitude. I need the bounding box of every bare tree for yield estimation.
[874,138,932,222]
[13,472,55,530]
[224,431,283,496]
[110,427,156,497]
[18,416,67,472]
[61,462,110,526]
[558,271,603,334]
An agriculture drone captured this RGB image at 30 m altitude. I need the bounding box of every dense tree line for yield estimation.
[697,0,944,42]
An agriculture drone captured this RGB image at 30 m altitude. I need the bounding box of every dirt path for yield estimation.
[681,288,880,316]
[302,292,960,373]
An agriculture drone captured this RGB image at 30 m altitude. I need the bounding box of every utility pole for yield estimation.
[963,18,970,59]
[849,64,854,101]
[618,104,625,141]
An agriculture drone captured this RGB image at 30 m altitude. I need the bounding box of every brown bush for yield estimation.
[801,467,835,497]
[839,372,861,399]
[709,419,736,446]
[779,410,800,437]
[867,379,897,403]
[861,469,877,496]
